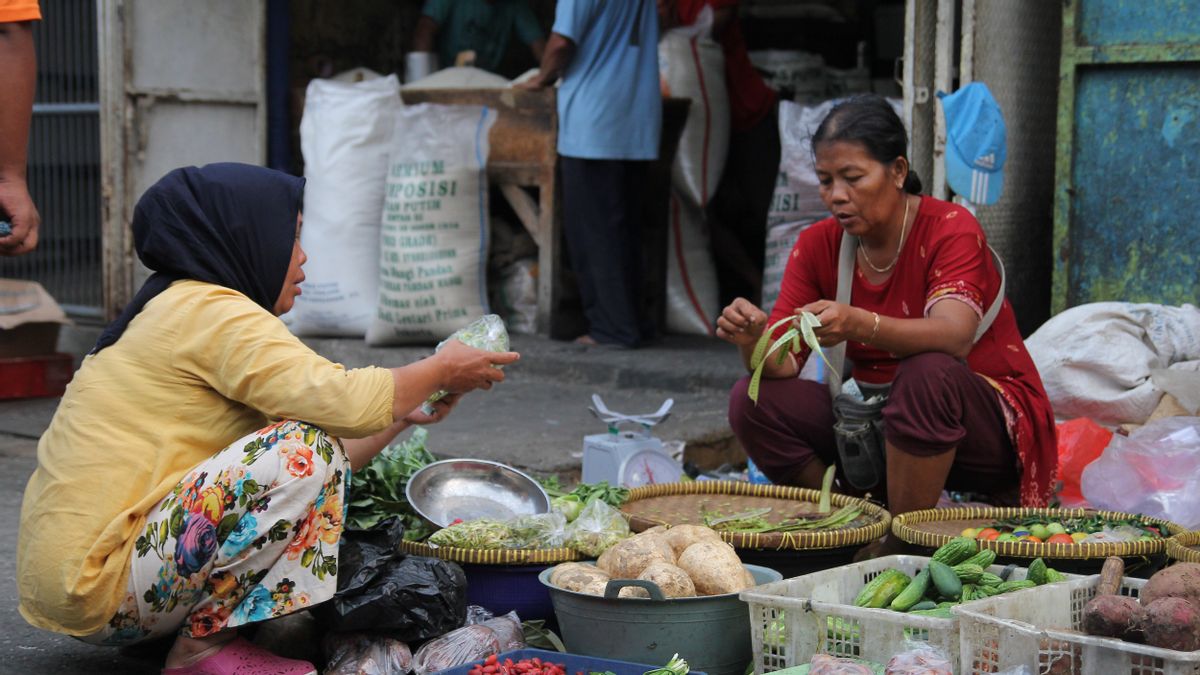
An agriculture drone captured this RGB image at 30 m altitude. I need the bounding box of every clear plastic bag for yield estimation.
[1081,416,1200,528]
[884,642,953,675]
[422,314,510,413]
[564,499,631,557]
[410,611,524,675]
[507,512,568,549]
[323,633,413,675]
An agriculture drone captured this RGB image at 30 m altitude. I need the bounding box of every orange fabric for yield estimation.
[0,0,41,22]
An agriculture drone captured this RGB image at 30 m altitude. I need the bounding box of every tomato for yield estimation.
[1030,524,1051,541]
[1021,535,1043,543]
[1046,533,1074,545]
[976,527,1000,541]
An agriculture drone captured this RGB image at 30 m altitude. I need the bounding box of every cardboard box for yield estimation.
[0,279,73,358]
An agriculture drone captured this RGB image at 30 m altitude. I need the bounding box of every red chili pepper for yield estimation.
[486,655,499,666]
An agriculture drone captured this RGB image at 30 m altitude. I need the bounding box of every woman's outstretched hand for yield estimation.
[716,298,768,347]
[435,339,521,394]
[403,393,462,425]
[801,300,869,347]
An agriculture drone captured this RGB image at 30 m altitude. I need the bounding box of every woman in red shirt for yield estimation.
[719,96,1057,548]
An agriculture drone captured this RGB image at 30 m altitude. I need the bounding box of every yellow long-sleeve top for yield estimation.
[17,280,395,635]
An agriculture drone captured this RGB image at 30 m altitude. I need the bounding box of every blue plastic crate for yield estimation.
[433,648,706,675]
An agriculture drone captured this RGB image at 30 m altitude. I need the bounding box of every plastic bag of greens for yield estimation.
[427,519,513,550]
[565,498,631,557]
[507,512,568,549]
[422,314,510,414]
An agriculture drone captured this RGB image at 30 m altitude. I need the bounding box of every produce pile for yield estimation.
[548,524,754,598]
[461,653,690,675]
[853,537,1069,618]
[963,514,1166,544]
[346,427,437,538]
[1080,558,1200,652]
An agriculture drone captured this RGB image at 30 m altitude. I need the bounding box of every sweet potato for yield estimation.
[677,540,751,596]
[635,561,696,598]
[1141,563,1200,608]
[664,524,723,558]
[596,531,676,579]
[1082,594,1145,640]
[550,563,610,592]
[1143,597,1200,652]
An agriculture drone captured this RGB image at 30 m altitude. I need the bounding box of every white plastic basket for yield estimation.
[954,574,1200,675]
[739,554,1056,673]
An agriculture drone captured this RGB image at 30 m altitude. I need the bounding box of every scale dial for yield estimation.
[620,449,683,487]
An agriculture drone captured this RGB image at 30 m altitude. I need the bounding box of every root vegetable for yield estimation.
[1082,594,1144,640]
[550,563,610,592]
[663,524,723,557]
[1143,597,1200,652]
[677,540,751,596]
[1141,563,1200,607]
[597,531,676,579]
[636,561,697,598]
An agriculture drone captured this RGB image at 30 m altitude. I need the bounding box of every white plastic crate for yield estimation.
[739,554,1059,673]
[954,574,1200,675]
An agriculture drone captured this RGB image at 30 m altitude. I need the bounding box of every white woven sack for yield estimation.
[665,191,719,335]
[285,74,400,337]
[366,103,498,345]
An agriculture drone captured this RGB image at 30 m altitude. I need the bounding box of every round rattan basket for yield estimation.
[620,480,891,551]
[399,540,584,565]
[892,507,1184,560]
[1166,531,1200,564]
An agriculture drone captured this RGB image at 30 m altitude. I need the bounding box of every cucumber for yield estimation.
[931,537,978,566]
[854,569,911,608]
[909,600,938,611]
[979,572,1004,587]
[996,579,1037,593]
[890,568,930,611]
[1044,568,1068,584]
[952,563,984,584]
[928,560,963,600]
[910,607,954,619]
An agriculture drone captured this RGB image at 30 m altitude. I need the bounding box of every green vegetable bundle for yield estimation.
[544,480,630,523]
[346,428,437,539]
[423,314,510,412]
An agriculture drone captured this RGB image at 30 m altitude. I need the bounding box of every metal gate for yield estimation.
[0,0,103,318]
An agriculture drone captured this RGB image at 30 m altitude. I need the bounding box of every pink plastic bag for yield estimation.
[1056,418,1112,507]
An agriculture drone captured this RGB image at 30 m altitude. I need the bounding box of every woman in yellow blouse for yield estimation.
[17,163,519,675]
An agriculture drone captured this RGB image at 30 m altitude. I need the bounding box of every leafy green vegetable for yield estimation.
[551,494,584,522]
[346,427,436,539]
[643,654,689,675]
[570,481,630,508]
[747,312,835,403]
[521,620,566,652]
[702,504,864,533]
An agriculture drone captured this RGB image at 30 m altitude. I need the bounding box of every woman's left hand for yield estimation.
[402,393,462,425]
[800,300,870,347]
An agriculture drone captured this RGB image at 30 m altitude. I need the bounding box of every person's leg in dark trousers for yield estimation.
[560,156,645,347]
[709,104,781,308]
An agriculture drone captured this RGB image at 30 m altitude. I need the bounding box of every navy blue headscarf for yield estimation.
[92,163,305,353]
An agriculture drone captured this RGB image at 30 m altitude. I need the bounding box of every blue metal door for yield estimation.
[1052,0,1200,312]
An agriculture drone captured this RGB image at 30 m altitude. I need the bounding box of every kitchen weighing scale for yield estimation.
[581,394,682,487]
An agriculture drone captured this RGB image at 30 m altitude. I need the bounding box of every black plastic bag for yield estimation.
[317,517,468,640]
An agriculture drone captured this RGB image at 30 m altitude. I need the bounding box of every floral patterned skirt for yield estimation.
[78,420,349,646]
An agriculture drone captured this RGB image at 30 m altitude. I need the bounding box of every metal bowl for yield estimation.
[406,458,551,528]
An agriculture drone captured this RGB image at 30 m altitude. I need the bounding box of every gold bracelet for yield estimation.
[868,311,881,343]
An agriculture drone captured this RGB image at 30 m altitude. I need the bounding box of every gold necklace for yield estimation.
[859,195,910,274]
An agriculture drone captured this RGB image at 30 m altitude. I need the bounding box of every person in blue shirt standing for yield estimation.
[518,0,661,348]
[413,0,545,76]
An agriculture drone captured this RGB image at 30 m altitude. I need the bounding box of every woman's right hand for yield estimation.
[715,298,768,347]
[435,339,521,394]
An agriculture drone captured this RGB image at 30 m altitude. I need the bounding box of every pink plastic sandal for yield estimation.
[161,637,316,675]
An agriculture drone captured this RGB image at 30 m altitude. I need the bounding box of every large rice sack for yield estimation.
[284,74,400,337]
[366,103,498,345]
[665,192,718,335]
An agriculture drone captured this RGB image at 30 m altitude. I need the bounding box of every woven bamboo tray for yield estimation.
[1166,531,1200,564]
[399,540,583,565]
[620,481,891,551]
[892,507,1184,560]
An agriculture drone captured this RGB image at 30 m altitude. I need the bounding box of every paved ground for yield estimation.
[0,329,745,672]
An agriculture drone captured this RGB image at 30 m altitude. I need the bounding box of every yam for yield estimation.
[742,566,757,589]
[664,524,723,557]
[1082,594,1144,640]
[596,531,676,579]
[1141,563,1200,607]
[636,561,697,598]
[578,579,610,596]
[551,564,610,592]
[677,540,751,596]
[1143,597,1200,652]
